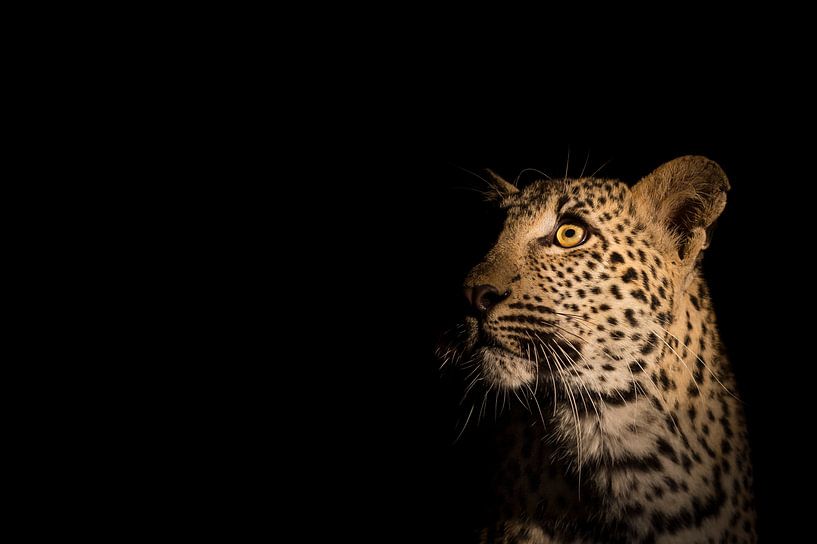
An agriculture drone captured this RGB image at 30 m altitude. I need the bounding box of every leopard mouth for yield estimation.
[455,319,580,389]
[476,326,563,360]
[482,345,533,366]
[470,325,586,389]
[477,345,539,389]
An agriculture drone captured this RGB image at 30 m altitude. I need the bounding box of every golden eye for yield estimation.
[555,223,587,248]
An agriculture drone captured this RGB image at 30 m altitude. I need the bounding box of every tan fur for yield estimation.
[631,156,729,262]
[446,157,755,543]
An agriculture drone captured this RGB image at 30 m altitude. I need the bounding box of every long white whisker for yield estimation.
[478,385,491,425]
[552,332,603,429]
[548,344,582,498]
[493,383,500,421]
[513,387,531,413]
[628,357,684,439]
[652,330,702,398]
[462,376,483,404]
[524,381,547,432]
[564,147,571,181]
[589,159,611,178]
[579,150,591,179]
[656,324,741,401]
[514,167,552,185]
[553,329,620,417]
[453,404,475,444]
[533,339,559,417]
[627,363,638,431]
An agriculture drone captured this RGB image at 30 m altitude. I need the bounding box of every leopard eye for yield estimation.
[555,223,587,248]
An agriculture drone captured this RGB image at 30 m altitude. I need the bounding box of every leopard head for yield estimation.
[455,156,730,394]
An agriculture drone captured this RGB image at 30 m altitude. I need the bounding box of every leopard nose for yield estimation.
[464,284,510,314]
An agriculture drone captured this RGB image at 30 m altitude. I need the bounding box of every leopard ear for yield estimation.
[632,156,730,264]
[484,169,519,201]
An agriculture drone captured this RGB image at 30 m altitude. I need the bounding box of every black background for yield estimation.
[341,124,813,542]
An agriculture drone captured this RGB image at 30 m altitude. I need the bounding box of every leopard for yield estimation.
[441,156,756,543]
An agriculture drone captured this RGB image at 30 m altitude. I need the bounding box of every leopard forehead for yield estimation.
[501,176,630,215]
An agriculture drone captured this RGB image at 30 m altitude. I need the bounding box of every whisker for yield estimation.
[547,321,588,344]
[552,331,603,428]
[589,159,611,178]
[652,330,703,398]
[547,344,582,497]
[564,146,571,181]
[558,312,739,405]
[627,358,685,439]
[579,150,591,179]
[523,331,541,396]
[525,381,548,431]
[461,375,483,405]
[494,384,500,421]
[453,404,475,444]
[513,387,532,413]
[514,167,552,185]
[452,164,494,191]
[656,324,741,402]
[532,337,559,417]
[478,385,491,425]
[627,363,638,431]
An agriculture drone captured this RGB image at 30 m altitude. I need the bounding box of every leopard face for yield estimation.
[462,177,680,396]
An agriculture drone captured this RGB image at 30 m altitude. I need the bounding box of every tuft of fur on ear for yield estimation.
[632,156,730,263]
[484,169,519,201]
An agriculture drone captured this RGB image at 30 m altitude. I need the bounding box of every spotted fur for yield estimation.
[444,157,756,543]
